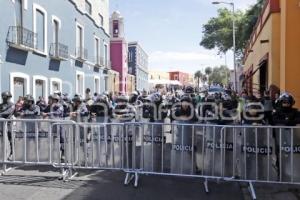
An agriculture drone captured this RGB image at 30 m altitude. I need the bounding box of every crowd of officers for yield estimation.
[0,87,299,163]
[0,86,299,127]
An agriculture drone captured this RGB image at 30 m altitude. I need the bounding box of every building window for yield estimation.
[50,78,62,94]
[85,0,92,15]
[10,72,30,102]
[76,23,84,57]
[104,43,108,67]
[94,37,100,64]
[53,19,59,44]
[174,74,178,80]
[33,4,47,54]
[94,77,100,93]
[76,71,85,96]
[113,20,119,38]
[15,0,23,27]
[99,14,104,27]
[33,75,48,101]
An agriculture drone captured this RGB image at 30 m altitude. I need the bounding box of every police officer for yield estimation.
[61,93,72,119]
[17,95,40,118]
[172,95,197,121]
[90,94,112,123]
[42,94,64,119]
[112,95,136,122]
[0,91,15,159]
[272,92,300,181]
[70,94,89,122]
[272,92,300,126]
[43,94,65,161]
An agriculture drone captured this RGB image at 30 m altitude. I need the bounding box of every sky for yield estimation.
[109,0,258,74]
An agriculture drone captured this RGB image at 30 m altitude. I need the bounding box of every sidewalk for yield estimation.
[1,166,300,200]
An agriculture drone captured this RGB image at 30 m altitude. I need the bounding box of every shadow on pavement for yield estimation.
[0,174,85,189]
[64,171,244,200]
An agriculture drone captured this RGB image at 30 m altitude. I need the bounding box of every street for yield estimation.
[0,166,300,200]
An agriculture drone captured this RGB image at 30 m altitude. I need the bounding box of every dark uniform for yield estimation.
[0,92,15,158]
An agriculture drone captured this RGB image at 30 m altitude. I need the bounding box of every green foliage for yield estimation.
[208,65,230,85]
[200,0,266,57]
[205,67,212,76]
[194,70,203,88]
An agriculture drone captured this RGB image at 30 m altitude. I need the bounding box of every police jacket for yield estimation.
[0,101,15,119]
[18,105,41,118]
[272,107,300,126]
[47,103,64,119]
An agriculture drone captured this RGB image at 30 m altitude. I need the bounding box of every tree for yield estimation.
[200,0,266,58]
[209,65,230,85]
[200,8,244,55]
[205,67,212,83]
[194,70,203,89]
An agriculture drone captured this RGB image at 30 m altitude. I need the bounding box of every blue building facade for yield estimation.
[128,42,148,92]
[0,0,110,102]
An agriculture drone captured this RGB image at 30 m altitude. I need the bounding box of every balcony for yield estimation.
[75,47,88,61]
[49,43,69,61]
[6,26,37,51]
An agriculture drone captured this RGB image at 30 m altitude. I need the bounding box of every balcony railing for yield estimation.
[6,26,37,50]
[76,47,88,61]
[49,43,68,60]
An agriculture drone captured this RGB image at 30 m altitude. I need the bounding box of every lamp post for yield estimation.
[212,1,237,91]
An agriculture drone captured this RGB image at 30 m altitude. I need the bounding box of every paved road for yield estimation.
[1,166,300,200]
[0,166,244,200]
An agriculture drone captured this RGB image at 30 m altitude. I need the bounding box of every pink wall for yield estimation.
[110,41,128,93]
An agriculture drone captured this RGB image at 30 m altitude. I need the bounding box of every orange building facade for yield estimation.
[243,0,300,108]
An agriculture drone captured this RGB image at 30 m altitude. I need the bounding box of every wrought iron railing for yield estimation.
[6,26,37,50]
[49,43,68,60]
[76,47,88,61]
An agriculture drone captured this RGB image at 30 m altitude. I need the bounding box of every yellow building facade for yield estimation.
[108,70,120,95]
[243,0,300,108]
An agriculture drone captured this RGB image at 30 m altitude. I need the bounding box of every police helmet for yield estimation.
[1,91,12,99]
[102,91,110,97]
[24,94,35,104]
[52,94,60,101]
[116,95,129,103]
[72,94,83,103]
[96,94,108,103]
[184,86,195,94]
[276,92,295,107]
[180,95,192,103]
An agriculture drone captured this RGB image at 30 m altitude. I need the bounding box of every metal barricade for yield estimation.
[0,119,74,165]
[238,126,277,181]
[171,121,196,174]
[274,126,300,182]
[138,120,171,173]
[203,123,237,178]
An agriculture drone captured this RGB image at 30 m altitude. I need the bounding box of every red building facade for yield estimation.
[168,71,189,86]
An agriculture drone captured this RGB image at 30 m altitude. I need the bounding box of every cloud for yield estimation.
[149,51,214,62]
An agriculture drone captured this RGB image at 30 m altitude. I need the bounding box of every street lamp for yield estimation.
[212,1,237,92]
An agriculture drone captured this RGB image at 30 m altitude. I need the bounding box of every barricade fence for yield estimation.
[1,118,300,199]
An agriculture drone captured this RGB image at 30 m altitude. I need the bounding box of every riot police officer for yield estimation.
[70,94,89,122]
[112,95,136,122]
[43,94,65,160]
[272,92,300,181]
[172,95,197,122]
[42,94,64,119]
[90,94,112,123]
[0,91,15,158]
[17,95,40,118]
[272,92,300,126]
